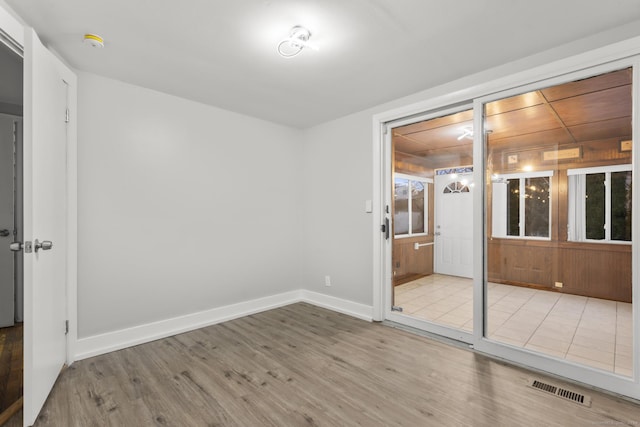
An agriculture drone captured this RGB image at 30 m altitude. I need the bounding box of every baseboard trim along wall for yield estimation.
[299,290,374,322]
[74,290,374,361]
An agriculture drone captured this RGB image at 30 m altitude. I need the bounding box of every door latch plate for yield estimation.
[24,241,32,253]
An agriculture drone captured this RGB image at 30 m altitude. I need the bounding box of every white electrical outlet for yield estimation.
[554,282,563,288]
[325,275,331,286]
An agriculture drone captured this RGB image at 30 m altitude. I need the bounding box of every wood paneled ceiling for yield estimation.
[393,68,632,169]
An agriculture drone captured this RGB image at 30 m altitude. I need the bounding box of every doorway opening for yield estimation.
[390,107,475,333]
[381,63,636,397]
[0,36,23,422]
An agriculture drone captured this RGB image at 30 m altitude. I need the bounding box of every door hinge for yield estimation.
[65,320,69,335]
[65,108,70,123]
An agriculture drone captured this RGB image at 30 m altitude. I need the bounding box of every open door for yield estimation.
[21,28,75,426]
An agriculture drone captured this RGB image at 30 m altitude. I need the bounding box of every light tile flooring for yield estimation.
[394,274,633,376]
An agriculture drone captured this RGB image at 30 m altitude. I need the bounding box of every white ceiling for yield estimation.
[6,0,640,128]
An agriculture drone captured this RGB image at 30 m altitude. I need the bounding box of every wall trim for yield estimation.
[300,290,374,321]
[75,290,303,360]
[74,290,373,361]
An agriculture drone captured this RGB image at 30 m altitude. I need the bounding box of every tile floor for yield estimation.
[394,274,633,376]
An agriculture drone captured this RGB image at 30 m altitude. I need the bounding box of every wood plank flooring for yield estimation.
[28,303,640,426]
[0,323,23,417]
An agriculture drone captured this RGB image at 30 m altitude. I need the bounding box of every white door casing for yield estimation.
[23,28,76,426]
[434,170,473,278]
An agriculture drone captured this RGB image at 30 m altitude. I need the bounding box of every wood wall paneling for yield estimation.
[392,236,434,286]
[487,240,631,302]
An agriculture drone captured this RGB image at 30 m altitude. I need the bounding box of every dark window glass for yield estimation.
[507,179,520,236]
[611,171,632,241]
[585,173,605,240]
[524,177,550,237]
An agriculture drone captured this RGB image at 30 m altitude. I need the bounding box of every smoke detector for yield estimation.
[83,34,104,48]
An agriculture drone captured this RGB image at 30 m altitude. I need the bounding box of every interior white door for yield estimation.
[434,171,473,278]
[0,115,16,327]
[23,28,73,426]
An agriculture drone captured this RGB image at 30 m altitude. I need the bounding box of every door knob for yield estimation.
[9,241,32,253]
[0,229,9,237]
[34,239,53,253]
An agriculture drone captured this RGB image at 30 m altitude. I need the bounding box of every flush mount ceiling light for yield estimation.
[277,26,317,58]
[457,126,473,140]
[83,33,104,48]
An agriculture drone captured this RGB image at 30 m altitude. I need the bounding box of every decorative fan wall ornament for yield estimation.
[443,181,470,193]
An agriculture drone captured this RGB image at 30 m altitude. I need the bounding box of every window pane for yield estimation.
[611,171,632,241]
[411,180,425,234]
[585,173,605,240]
[507,179,520,236]
[524,177,550,237]
[394,178,409,235]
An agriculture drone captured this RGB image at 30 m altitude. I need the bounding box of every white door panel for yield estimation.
[435,172,473,278]
[23,28,72,426]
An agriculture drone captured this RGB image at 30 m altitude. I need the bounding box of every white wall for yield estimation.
[77,72,302,338]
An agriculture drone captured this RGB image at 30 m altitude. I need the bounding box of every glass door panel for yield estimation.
[484,67,633,377]
[391,108,474,333]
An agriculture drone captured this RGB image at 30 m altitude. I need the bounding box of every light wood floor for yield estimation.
[21,303,640,426]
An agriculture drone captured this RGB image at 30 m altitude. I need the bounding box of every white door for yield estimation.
[0,115,16,327]
[23,28,74,426]
[434,171,473,278]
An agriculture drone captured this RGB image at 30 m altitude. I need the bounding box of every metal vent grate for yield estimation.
[531,380,557,394]
[528,379,591,407]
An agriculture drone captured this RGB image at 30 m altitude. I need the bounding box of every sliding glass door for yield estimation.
[387,106,476,340]
[483,67,634,377]
[381,59,638,398]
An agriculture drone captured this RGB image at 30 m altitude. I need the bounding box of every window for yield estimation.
[394,174,431,237]
[568,165,632,242]
[491,171,553,239]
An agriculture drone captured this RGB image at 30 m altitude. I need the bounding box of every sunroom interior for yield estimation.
[391,67,632,376]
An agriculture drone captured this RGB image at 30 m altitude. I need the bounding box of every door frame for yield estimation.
[0,0,78,418]
[373,38,640,399]
[381,103,475,343]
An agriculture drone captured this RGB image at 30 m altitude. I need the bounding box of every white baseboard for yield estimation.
[300,290,374,321]
[74,290,303,361]
[74,289,374,361]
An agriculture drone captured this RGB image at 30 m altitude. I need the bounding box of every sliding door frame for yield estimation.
[382,103,475,344]
[372,38,640,399]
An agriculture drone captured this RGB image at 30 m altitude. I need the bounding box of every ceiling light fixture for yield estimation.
[457,126,473,140]
[277,26,316,58]
[83,33,104,48]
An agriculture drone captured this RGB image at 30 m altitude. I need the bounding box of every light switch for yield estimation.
[365,200,373,213]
